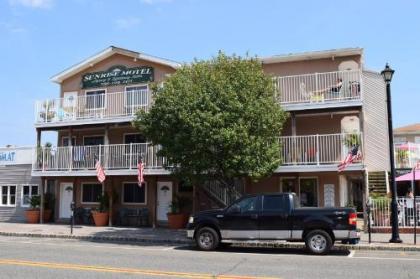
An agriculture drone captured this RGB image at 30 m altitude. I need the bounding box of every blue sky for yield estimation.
[0,0,419,146]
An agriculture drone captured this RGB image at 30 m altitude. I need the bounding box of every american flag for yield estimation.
[137,159,144,187]
[338,145,362,172]
[95,159,106,183]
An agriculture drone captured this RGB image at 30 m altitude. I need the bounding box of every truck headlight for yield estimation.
[188,216,194,223]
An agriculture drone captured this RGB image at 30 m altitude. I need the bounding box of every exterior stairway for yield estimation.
[367,171,389,196]
[198,179,245,210]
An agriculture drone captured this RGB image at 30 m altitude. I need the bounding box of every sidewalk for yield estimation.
[1,222,420,251]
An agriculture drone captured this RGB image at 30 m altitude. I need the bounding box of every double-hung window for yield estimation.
[0,185,17,207]
[125,85,148,112]
[85,90,105,110]
[122,182,146,204]
[21,185,39,207]
[81,183,103,204]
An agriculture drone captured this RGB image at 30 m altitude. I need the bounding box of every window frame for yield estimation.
[124,84,149,108]
[298,177,319,207]
[0,185,17,207]
[80,182,104,205]
[62,136,77,146]
[21,184,39,207]
[121,181,147,205]
[84,88,107,110]
[82,135,105,146]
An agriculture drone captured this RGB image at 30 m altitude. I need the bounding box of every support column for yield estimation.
[108,177,113,226]
[40,177,46,224]
[291,113,296,136]
[152,176,157,228]
[36,129,42,147]
[339,175,348,207]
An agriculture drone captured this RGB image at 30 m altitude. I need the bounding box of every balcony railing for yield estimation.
[279,133,363,166]
[394,142,420,169]
[35,89,150,124]
[274,70,362,105]
[32,143,165,172]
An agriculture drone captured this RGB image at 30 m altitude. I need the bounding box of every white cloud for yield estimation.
[9,0,53,9]
[0,22,27,34]
[140,0,173,5]
[115,17,141,30]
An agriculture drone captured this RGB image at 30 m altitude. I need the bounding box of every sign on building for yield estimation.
[82,65,154,89]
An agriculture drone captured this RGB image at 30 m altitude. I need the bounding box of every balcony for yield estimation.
[32,143,168,176]
[394,143,420,169]
[32,133,364,176]
[274,70,362,111]
[278,133,364,172]
[34,89,150,128]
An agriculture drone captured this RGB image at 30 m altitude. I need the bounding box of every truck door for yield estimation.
[259,195,291,239]
[220,196,260,239]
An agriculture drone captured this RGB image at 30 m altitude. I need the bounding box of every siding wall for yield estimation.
[362,70,390,172]
[0,164,42,222]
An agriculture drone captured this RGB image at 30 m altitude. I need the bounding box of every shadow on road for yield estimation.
[175,245,351,256]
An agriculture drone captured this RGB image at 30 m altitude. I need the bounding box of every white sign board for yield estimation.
[324,184,335,207]
[0,147,33,166]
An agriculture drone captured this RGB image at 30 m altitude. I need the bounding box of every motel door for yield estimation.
[63,92,78,120]
[59,183,73,219]
[157,182,173,222]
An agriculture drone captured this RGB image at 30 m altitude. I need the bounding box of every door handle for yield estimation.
[250,214,258,220]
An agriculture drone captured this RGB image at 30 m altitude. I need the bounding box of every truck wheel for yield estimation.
[195,227,220,251]
[305,230,332,255]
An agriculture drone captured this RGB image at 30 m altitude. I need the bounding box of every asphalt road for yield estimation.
[0,236,419,279]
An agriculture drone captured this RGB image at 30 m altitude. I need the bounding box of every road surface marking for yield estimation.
[0,259,280,279]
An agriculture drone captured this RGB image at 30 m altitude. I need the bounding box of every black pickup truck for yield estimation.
[187,193,359,254]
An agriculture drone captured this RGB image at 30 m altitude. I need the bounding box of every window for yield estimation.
[62,137,76,146]
[125,85,148,108]
[394,137,407,144]
[415,137,420,144]
[263,195,289,212]
[83,136,104,146]
[228,196,258,214]
[299,178,318,207]
[85,90,105,109]
[81,183,103,203]
[124,134,146,144]
[22,185,39,207]
[122,182,146,204]
[0,185,16,207]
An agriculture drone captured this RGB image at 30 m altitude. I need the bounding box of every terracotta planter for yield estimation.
[43,209,52,223]
[25,209,40,224]
[167,213,188,229]
[92,211,109,226]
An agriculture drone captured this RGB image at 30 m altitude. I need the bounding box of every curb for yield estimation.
[0,232,192,246]
[1,232,420,252]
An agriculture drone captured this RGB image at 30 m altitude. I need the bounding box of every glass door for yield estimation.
[299,178,318,207]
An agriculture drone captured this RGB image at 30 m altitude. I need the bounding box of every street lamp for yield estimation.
[381,63,402,243]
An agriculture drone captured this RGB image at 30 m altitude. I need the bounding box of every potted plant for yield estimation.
[167,195,191,229]
[25,196,41,224]
[91,193,109,226]
[43,193,55,223]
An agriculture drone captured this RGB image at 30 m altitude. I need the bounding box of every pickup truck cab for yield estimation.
[187,193,359,254]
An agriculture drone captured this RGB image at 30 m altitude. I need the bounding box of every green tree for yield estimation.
[134,52,288,196]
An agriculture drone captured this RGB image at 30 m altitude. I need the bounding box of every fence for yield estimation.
[370,197,420,228]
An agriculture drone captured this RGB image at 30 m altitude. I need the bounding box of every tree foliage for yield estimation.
[134,52,288,189]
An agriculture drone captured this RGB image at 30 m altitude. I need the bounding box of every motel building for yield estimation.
[32,46,391,226]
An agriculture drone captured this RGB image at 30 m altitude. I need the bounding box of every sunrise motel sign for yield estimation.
[82,65,154,89]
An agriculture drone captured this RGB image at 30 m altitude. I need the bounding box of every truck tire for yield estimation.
[195,227,220,251]
[305,230,333,255]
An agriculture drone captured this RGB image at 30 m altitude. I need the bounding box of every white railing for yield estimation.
[370,197,420,228]
[279,133,363,165]
[394,142,420,169]
[32,143,165,172]
[35,89,150,124]
[274,70,362,105]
